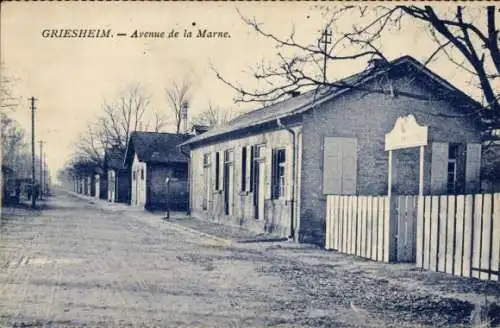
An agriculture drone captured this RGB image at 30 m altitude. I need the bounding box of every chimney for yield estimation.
[287,90,301,98]
[367,58,387,70]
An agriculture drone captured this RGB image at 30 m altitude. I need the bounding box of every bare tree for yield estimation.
[165,79,191,134]
[0,63,19,115]
[214,5,499,126]
[97,84,152,152]
[190,101,235,129]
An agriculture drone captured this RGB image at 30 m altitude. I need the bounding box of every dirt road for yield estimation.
[1,192,498,327]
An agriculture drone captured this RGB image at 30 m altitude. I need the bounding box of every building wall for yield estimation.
[190,125,301,237]
[130,153,147,207]
[116,169,130,204]
[300,75,483,245]
[146,163,188,211]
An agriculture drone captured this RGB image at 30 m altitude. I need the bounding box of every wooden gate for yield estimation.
[325,195,418,263]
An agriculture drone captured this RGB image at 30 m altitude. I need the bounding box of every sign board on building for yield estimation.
[385,114,428,151]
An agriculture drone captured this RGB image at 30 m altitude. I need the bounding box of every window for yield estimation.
[215,152,221,191]
[132,171,136,181]
[249,144,264,193]
[141,168,144,180]
[447,144,458,194]
[203,153,210,167]
[241,147,247,192]
[224,149,233,163]
[271,148,286,199]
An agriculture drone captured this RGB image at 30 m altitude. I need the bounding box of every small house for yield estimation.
[104,148,130,203]
[124,131,191,211]
[180,55,484,245]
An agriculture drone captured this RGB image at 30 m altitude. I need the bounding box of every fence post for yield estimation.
[386,196,398,262]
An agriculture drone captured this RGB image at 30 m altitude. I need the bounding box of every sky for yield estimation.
[0,2,493,180]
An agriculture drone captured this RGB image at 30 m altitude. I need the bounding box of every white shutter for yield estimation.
[219,152,224,191]
[265,146,272,199]
[245,146,251,192]
[465,143,481,193]
[341,139,357,195]
[213,152,218,191]
[431,142,449,195]
[323,137,342,194]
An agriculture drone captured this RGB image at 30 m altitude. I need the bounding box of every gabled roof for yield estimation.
[180,55,483,148]
[104,148,126,170]
[124,131,191,165]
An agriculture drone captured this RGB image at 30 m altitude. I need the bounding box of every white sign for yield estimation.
[385,114,428,151]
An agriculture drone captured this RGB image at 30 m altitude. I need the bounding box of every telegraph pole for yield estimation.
[39,140,44,200]
[30,96,37,208]
[319,27,332,85]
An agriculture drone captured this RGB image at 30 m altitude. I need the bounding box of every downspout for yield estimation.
[277,118,296,240]
[180,145,191,215]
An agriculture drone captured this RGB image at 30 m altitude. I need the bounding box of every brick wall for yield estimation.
[300,75,482,245]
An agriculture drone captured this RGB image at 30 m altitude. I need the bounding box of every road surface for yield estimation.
[1,192,499,327]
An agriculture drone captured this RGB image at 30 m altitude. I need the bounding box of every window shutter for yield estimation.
[465,143,481,193]
[249,146,255,192]
[219,152,224,191]
[341,139,357,195]
[245,146,251,192]
[430,142,449,195]
[265,146,272,199]
[323,137,342,194]
[214,152,218,191]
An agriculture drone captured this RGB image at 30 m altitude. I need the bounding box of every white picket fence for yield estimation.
[325,195,394,262]
[416,194,500,281]
[325,193,500,281]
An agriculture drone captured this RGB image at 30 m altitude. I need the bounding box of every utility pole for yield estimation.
[39,140,43,200]
[44,151,47,196]
[319,27,332,85]
[30,96,37,208]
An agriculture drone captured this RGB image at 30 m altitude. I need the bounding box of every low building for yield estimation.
[180,55,484,245]
[2,165,20,205]
[124,131,191,211]
[104,148,130,203]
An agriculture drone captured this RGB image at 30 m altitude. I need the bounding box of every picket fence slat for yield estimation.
[377,198,384,262]
[351,196,357,255]
[463,195,473,277]
[416,196,424,268]
[472,194,483,279]
[423,197,432,270]
[480,194,492,280]
[445,195,455,275]
[360,197,367,258]
[366,197,373,260]
[334,196,341,251]
[454,195,465,277]
[430,196,439,272]
[491,194,500,281]
[326,198,331,250]
[438,195,448,272]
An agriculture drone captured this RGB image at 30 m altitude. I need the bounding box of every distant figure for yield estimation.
[34,185,39,201]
